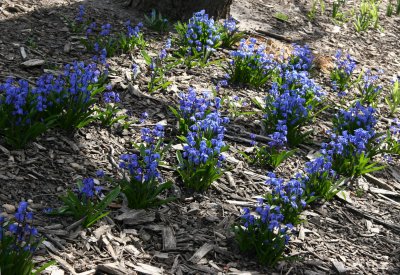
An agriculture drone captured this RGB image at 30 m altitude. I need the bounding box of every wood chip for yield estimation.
[20,47,27,59]
[364,174,394,191]
[369,187,400,197]
[132,263,163,275]
[115,209,155,225]
[49,252,77,275]
[162,226,176,251]
[21,59,45,67]
[331,259,347,274]
[189,243,214,264]
[97,263,132,275]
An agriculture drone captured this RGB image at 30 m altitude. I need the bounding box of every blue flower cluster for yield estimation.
[181,131,226,168]
[304,156,335,179]
[184,10,221,55]
[0,202,40,253]
[119,125,165,183]
[359,69,383,104]
[82,13,145,57]
[178,88,213,121]
[75,5,85,23]
[227,38,277,87]
[386,119,400,155]
[77,178,102,200]
[320,126,383,177]
[265,172,306,222]
[264,68,323,146]
[333,101,377,134]
[323,129,374,156]
[223,17,237,34]
[173,87,222,135]
[125,20,143,38]
[189,111,228,139]
[242,200,293,236]
[287,44,314,71]
[176,89,229,191]
[334,50,357,76]
[301,155,340,200]
[331,50,356,96]
[235,197,293,266]
[0,61,108,147]
[181,103,228,168]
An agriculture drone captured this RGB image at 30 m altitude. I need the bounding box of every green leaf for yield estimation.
[33,260,56,275]
[141,50,152,65]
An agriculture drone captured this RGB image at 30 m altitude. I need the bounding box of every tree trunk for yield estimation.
[132,0,233,20]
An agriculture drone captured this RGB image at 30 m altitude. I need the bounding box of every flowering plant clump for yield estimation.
[330,50,357,97]
[226,38,277,88]
[333,101,377,134]
[44,61,108,130]
[222,93,254,119]
[95,84,126,127]
[67,5,88,33]
[0,60,110,148]
[302,156,342,201]
[169,88,215,135]
[244,129,297,169]
[383,119,400,155]
[385,77,400,116]
[0,202,52,274]
[119,125,175,209]
[0,60,112,148]
[321,129,385,177]
[144,9,169,33]
[83,19,145,57]
[0,78,54,148]
[177,110,229,192]
[83,22,119,57]
[234,199,293,267]
[358,69,383,106]
[118,20,146,53]
[175,10,223,63]
[286,44,314,72]
[264,172,306,225]
[53,178,120,228]
[219,17,244,48]
[262,70,324,146]
[141,39,174,93]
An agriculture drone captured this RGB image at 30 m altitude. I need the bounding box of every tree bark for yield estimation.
[131,0,233,20]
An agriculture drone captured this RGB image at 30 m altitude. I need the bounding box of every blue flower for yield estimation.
[103,91,121,103]
[75,5,85,23]
[287,44,314,71]
[100,23,111,36]
[96,170,105,177]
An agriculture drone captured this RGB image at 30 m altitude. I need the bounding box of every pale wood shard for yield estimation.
[162,226,177,251]
[49,252,77,275]
[225,171,236,188]
[189,243,214,264]
[364,174,395,191]
[331,259,347,274]
[94,225,112,239]
[369,187,400,197]
[132,263,163,275]
[97,263,132,275]
[115,209,155,225]
[20,47,27,59]
[21,59,45,67]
